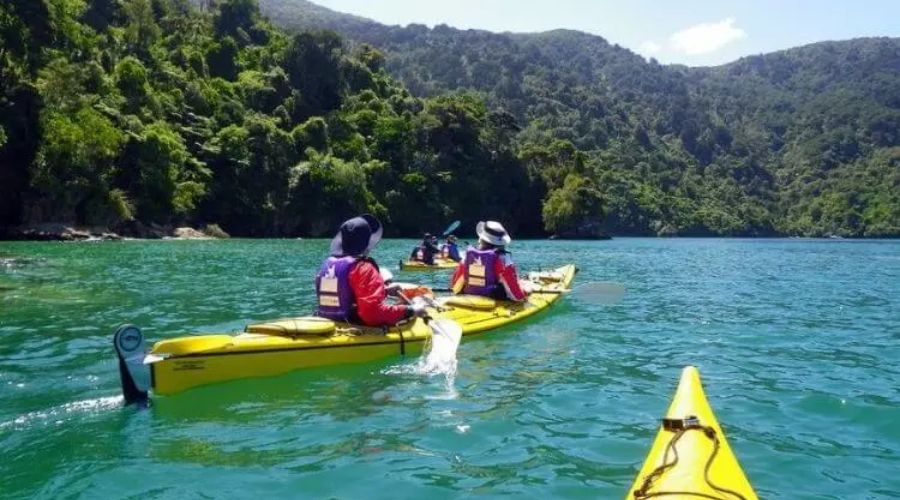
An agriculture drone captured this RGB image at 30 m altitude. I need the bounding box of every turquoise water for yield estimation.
[1,238,898,499]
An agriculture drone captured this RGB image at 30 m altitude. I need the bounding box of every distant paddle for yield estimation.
[569,281,626,305]
[523,281,626,304]
[441,220,461,237]
[429,281,626,305]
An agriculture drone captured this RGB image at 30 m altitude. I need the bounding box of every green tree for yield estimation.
[32,107,126,223]
[542,174,605,235]
[282,30,345,119]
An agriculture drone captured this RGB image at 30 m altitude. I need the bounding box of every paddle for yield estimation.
[566,281,626,304]
[393,285,464,350]
[441,220,461,237]
[422,318,462,374]
[429,281,626,305]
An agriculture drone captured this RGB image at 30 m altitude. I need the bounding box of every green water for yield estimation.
[1,238,898,499]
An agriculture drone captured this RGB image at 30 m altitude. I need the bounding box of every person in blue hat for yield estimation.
[440,234,461,262]
[315,214,427,326]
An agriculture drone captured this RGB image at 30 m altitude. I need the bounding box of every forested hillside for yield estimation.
[0,0,545,237]
[256,0,900,237]
[1,0,898,238]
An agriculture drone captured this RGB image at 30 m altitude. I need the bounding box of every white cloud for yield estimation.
[638,40,662,56]
[670,18,746,55]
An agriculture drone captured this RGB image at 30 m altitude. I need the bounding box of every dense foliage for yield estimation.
[0,0,546,237]
[1,0,897,238]
[259,0,900,237]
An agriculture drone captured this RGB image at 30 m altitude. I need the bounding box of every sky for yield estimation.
[312,0,900,66]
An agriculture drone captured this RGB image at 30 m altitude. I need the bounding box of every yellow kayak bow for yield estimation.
[627,366,757,499]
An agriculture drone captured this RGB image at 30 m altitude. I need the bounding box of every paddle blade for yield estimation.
[573,282,626,305]
[417,319,462,376]
[429,319,462,352]
[442,220,461,236]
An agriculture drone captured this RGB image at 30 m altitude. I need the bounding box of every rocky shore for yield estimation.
[549,220,612,240]
[0,222,230,241]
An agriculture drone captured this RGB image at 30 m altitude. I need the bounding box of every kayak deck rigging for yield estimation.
[628,366,757,500]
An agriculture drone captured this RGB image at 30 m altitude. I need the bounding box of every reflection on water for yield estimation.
[0,395,124,431]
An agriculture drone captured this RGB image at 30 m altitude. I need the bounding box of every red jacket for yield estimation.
[450,251,527,301]
[349,260,410,326]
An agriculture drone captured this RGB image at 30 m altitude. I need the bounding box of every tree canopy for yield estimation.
[257,0,900,238]
[0,0,897,238]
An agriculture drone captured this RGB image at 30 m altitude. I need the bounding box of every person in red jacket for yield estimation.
[450,220,527,301]
[315,214,428,326]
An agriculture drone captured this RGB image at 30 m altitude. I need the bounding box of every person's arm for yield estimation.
[496,255,526,301]
[350,262,412,326]
[450,245,461,261]
[450,261,466,294]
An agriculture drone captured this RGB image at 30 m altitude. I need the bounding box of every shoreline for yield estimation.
[1,232,898,243]
[0,223,230,242]
[1,223,897,242]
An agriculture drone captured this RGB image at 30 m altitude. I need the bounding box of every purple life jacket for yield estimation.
[463,247,499,296]
[315,256,357,321]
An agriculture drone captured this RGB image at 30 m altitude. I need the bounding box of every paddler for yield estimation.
[440,235,462,262]
[450,221,526,301]
[410,233,441,265]
[316,214,427,326]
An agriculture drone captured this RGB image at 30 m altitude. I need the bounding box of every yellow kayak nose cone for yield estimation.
[627,366,758,499]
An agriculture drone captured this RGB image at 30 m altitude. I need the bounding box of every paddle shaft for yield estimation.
[429,287,569,295]
[429,281,624,302]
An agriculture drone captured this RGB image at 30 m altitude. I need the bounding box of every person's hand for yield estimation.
[410,297,429,318]
[385,282,402,296]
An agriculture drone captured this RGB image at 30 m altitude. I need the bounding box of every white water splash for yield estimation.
[418,321,461,377]
[382,336,459,378]
[0,395,124,431]
[382,320,462,397]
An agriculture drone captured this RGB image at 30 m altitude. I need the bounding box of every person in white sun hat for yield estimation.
[449,220,526,301]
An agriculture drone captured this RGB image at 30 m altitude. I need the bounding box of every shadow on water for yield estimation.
[147,323,467,424]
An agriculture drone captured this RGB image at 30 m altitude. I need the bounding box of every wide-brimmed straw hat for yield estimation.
[476,221,512,246]
[330,214,383,257]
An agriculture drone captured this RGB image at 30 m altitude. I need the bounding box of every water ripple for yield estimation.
[1,238,898,498]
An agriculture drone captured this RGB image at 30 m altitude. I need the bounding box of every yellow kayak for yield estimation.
[114,265,576,399]
[399,258,458,271]
[627,366,757,499]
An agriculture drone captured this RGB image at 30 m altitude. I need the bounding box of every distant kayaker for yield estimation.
[410,233,441,265]
[316,214,427,326]
[441,235,462,262]
[450,221,526,301]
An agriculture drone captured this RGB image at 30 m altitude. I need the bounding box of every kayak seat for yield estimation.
[245,316,336,336]
[443,295,497,310]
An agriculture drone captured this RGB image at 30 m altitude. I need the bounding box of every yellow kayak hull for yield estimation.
[149,265,576,395]
[399,259,458,271]
[627,366,757,499]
